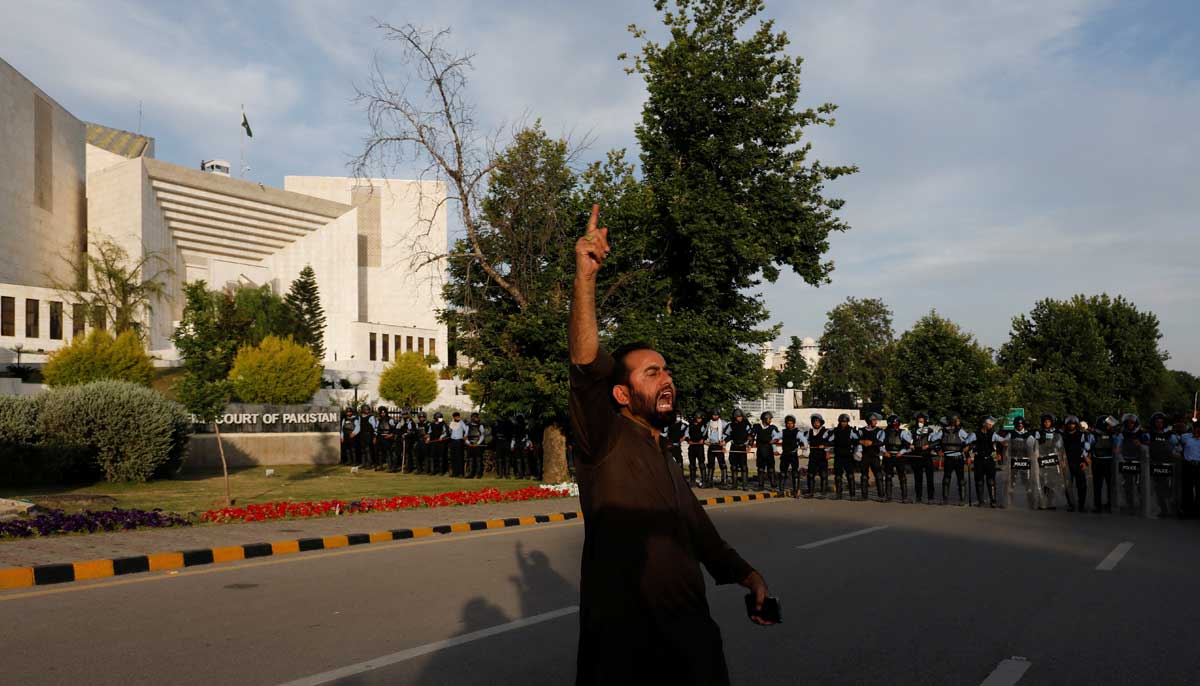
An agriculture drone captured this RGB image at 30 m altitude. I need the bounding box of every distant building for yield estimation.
[0,57,447,387]
[760,336,820,374]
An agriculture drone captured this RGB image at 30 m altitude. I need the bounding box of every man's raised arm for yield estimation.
[570,204,609,366]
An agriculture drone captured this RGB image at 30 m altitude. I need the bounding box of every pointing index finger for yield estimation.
[587,204,599,233]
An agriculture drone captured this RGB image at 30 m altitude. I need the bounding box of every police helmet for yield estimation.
[1013,416,1027,430]
[1121,413,1139,427]
[760,411,773,422]
[693,411,704,422]
[1064,415,1079,427]
[982,416,997,428]
[1150,411,1167,427]
[1097,415,1118,431]
[867,412,883,423]
[915,411,929,423]
[433,412,443,420]
[837,413,851,423]
[1040,413,1055,426]
[784,415,797,425]
[733,408,745,419]
[379,407,389,415]
[418,411,427,419]
[360,404,372,413]
[710,409,720,417]
[938,416,949,427]
[887,414,901,425]
[344,407,355,416]
[470,412,481,422]
[948,413,961,425]
[810,413,825,426]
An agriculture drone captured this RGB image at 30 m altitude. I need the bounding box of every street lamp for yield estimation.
[348,371,364,407]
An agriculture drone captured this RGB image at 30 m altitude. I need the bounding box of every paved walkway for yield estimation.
[0,486,763,568]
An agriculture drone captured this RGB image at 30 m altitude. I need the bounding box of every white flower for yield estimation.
[539,481,579,497]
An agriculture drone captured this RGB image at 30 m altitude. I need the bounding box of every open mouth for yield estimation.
[656,390,675,412]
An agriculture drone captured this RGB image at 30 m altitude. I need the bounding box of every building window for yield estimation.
[417,337,425,355]
[25,299,39,338]
[72,303,87,338]
[406,335,413,352]
[1,297,13,336]
[49,301,63,340]
[369,332,377,361]
[429,338,436,360]
[395,335,401,359]
[92,305,106,331]
[381,333,390,362]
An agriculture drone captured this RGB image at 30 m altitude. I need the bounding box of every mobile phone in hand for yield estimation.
[744,593,782,623]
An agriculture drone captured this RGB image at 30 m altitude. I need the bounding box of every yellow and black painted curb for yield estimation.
[0,491,778,591]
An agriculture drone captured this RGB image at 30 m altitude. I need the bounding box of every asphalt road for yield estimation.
[3,495,1199,685]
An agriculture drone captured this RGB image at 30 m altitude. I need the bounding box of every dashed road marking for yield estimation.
[980,657,1031,685]
[797,525,889,550]
[1096,541,1134,571]
[275,606,580,685]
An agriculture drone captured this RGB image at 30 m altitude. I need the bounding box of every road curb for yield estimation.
[0,492,778,590]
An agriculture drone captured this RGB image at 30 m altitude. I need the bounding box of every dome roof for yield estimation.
[801,336,816,347]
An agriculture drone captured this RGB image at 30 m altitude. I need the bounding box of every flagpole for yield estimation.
[240,104,245,179]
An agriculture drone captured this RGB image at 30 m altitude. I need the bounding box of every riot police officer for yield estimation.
[1147,412,1179,518]
[1061,416,1090,512]
[751,412,781,491]
[512,413,530,479]
[666,412,688,470]
[357,405,376,468]
[724,409,753,490]
[910,412,937,504]
[705,410,727,489]
[806,414,831,498]
[1005,417,1037,509]
[686,412,707,486]
[340,407,360,465]
[881,414,911,502]
[858,413,885,501]
[779,415,806,498]
[465,413,487,478]
[1034,414,1064,510]
[374,407,398,472]
[1118,413,1147,515]
[428,411,450,474]
[491,415,513,478]
[969,416,1005,507]
[1090,415,1119,513]
[831,413,859,500]
[936,414,971,505]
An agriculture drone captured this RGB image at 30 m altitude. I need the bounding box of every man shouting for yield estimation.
[569,205,773,686]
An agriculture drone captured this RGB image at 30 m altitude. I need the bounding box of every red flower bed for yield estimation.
[199,485,573,524]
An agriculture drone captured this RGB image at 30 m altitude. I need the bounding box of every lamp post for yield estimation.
[348,371,364,407]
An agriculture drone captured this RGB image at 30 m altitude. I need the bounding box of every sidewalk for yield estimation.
[0,486,770,569]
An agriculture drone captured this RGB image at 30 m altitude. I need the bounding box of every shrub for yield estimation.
[42,330,154,387]
[0,395,40,444]
[0,395,95,485]
[37,380,192,482]
[378,352,438,409]
[228,335,322,404]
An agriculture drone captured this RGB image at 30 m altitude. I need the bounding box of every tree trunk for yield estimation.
[541,423,569,484]
[215,423,231,507]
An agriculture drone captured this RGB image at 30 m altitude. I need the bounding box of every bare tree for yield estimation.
[49,236,170,339]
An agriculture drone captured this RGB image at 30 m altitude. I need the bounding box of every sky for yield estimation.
[3,0,1198,372]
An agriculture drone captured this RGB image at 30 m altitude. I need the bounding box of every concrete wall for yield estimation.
[0,57,86,290]
[186,432,340,467]
[0,282,88,359]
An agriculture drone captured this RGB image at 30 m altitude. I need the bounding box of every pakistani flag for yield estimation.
[241,112,253,138]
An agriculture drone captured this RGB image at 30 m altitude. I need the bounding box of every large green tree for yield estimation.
[775,336,811,390]
[808,297,894,405]
[998,294,1167,418]
[887,311,1009,425]
[285,266,326,360]
[619,0,857,413]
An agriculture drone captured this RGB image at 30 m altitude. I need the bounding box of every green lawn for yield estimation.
[1,466,542,514]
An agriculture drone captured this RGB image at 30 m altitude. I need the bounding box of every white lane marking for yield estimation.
[797,525,889,550]
[276,605,579,686]
[980,657,1031,686]
[1096,541,1134,571]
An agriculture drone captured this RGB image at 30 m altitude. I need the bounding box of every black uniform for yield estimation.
[882,426,910,502]
[972,427,1000,507]
[939,426,968,505]
[513,418,529,478]
[667,418,687,470]
[357,412,375,467]
[375,413,399,471]
[910,423,937,503]
[340,413,359,465]
[492,418,513,478]
[1062,428,1089,511]
[726,419,752,490]
[466,420,485,478]
[427,419,448,474]
[780,426,803,498]
[806,427,831,497]
[858,424,885,500]
[686,420,706,485]
[751,423,779,490]
[399,415,418,473]
[1148,428,1177,517]
[831,424,858,499]
[1090,428,1117,512]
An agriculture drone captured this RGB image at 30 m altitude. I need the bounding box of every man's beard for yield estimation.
[630,386,675,429]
